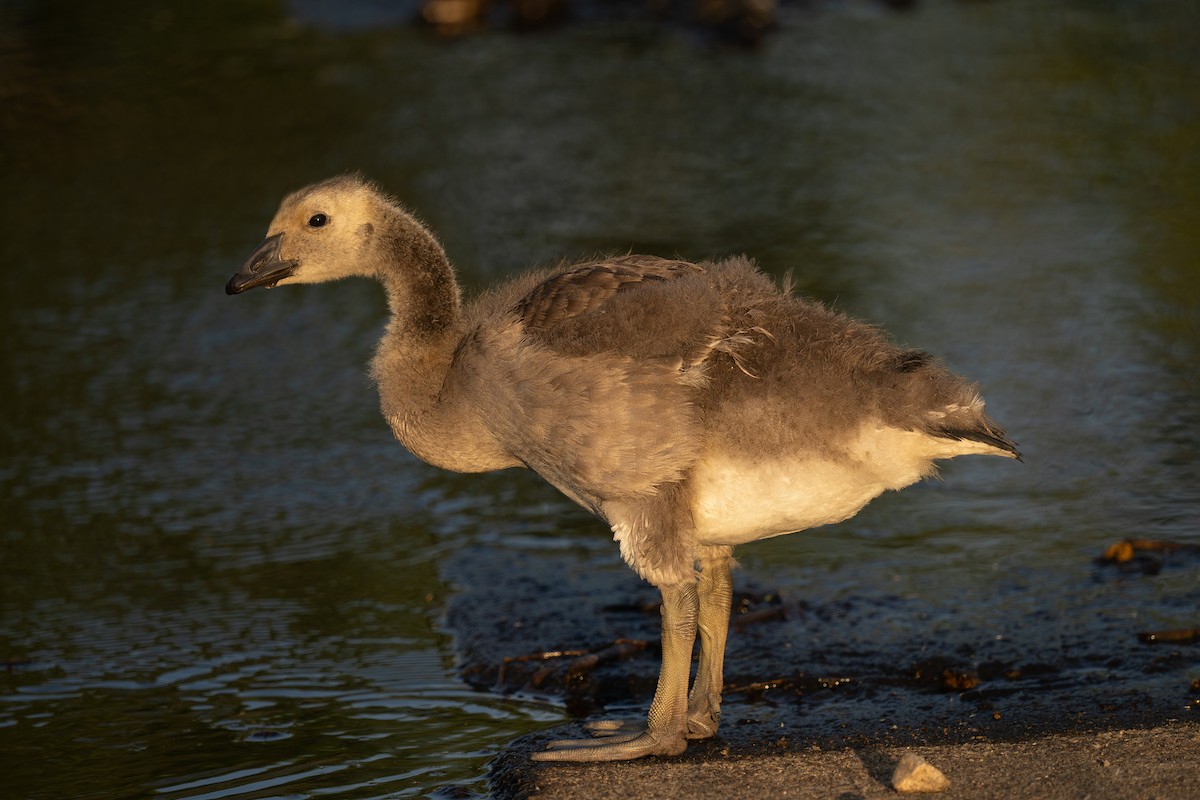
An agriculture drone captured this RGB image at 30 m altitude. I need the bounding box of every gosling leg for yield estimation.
[532,581,699,761]
[686,551,733,739]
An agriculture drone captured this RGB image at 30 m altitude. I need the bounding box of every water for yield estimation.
[2,0,1198,797]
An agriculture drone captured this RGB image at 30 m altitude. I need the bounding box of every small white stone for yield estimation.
[892,752,951,793]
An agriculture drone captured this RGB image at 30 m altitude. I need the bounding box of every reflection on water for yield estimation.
[2,0,1198,797]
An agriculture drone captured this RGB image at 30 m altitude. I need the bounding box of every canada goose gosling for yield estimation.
[227,175,1018,761]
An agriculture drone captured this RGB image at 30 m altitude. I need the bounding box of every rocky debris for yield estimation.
[892,752,951,793]
[1098,538,1200,575]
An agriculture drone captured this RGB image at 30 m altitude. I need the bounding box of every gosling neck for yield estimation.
[370,207,462,339]
[363,204,523,474]
[366,207,469,460]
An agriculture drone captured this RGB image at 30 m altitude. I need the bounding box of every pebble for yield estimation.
[892,752,951,793]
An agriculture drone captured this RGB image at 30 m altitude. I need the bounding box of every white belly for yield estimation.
[691,425,958,546]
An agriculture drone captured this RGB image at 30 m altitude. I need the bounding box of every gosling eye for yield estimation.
[308,213,328,228]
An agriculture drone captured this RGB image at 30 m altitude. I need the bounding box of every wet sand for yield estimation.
[491,721,1200,799]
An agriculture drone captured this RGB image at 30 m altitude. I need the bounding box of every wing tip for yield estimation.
[935,426,1022,461]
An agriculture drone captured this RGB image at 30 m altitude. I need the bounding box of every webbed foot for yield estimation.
[580,715,718,740]
[686,704,720,739]
[531,727,687,761]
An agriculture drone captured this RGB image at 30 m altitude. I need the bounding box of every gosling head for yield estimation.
[226,175,386,295]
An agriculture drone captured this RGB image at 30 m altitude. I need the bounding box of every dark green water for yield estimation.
[2,1,1198,797]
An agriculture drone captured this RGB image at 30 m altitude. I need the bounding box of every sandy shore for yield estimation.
[491,720,1200,799]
